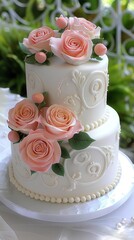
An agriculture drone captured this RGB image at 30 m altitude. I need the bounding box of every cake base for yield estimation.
[0,151,133,223]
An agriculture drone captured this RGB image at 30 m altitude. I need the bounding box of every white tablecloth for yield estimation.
[0,193,134,240]
[0,88,134,240]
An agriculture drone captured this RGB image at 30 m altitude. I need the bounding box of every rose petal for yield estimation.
[50,37,63,59]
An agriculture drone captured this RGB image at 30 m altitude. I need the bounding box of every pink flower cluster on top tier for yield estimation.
[21,16,107,65]
[8,93,83,173]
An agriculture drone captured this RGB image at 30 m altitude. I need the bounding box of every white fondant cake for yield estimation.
[8,16,121,203]
[26,55,108,128]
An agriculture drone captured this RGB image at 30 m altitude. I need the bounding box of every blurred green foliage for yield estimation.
[107,59,134,148]
[0,29,26,96]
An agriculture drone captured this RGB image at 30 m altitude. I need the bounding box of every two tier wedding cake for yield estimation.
[7,16,121,203]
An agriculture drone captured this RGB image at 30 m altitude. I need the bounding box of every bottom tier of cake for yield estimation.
[9,106,121,203]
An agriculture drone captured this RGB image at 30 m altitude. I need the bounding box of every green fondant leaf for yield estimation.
[91,52,103,61]
[69,132,95,150]
[13,141,19,144]
[52,163,64,176]
[61,146,70,159]
[38,101,47,109]
[46,51,54,58]
[58,24,68,34]
[92,38,104,44]
[16,131,27,143]
[43,91,48,95]
[25,54,36,64]
[43,91,48,98]
[31,170,36,175]
[42,59,50,65]
[95,56,103,61]
[19,42,32,55]
[59,28,65,34]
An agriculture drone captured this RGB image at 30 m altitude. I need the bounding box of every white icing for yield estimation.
[64,145,113,187]
[8,55,121,203]
[25,55,109,126]
[9,163,121,203]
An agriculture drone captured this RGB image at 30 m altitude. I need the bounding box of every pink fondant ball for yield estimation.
[32,93,44,103]
[55,16,68,29]
[8,130,20,143]
[35,52,47,63]
[94,43,107,56]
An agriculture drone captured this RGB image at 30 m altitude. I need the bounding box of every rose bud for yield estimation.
[35,52,47,63]
[8,130,20,143]
[94,43,107,56]
[32,93,44,104]
[56,15,68,29]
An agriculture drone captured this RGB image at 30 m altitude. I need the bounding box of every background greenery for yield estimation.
[0,0,134,150]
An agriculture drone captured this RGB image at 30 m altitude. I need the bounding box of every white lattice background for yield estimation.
[0,0,134,63]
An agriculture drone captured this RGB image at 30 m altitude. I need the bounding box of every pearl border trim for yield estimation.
[84,108,110,131]
[9,163,122,204]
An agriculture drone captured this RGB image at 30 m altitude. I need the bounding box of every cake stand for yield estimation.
[0,151,133,223]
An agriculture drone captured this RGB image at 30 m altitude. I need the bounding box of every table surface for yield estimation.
[0,88,134,240]
[0,191,134,240]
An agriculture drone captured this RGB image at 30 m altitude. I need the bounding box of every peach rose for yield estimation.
[23,26,55,53]
[8,99,39,133]
[39,104,83,140]
[68,17,101,39]
[19,130,61,172]
[50,30,93,65]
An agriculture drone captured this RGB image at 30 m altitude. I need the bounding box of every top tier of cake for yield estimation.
[26,54,108,129]
[20,16,108,129]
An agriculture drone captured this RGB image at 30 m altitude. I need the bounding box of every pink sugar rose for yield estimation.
[94,43,107,56]
[55,15,68,29]
[39,104,83,141]
[23,26,55,53]
[68,17,101,39]
[19,130,61,172]
[8,99,39,133]
[50,30,93,65]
